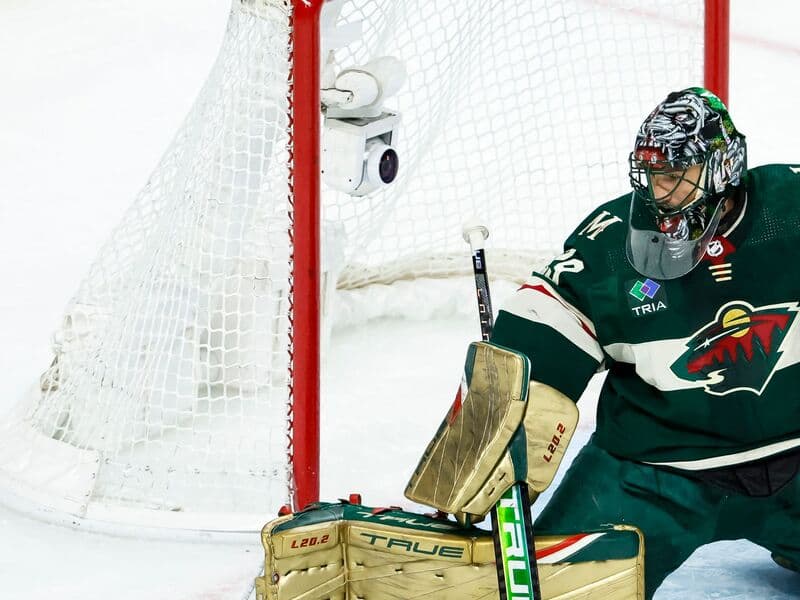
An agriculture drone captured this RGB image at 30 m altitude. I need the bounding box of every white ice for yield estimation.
[0,1,799,598]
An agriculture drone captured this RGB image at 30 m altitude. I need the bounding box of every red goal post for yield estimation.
[289,0,323,517]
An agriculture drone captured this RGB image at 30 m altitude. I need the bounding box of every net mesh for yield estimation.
[0,0,705,530]
[328,0,705,287]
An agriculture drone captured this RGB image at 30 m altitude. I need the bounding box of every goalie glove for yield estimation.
[405,341,579,524]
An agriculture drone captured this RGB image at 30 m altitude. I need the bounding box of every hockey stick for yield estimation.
[463,221,542,600]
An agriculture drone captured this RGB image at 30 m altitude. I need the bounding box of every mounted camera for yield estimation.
[321,53,406,196]
[322,112,400,196]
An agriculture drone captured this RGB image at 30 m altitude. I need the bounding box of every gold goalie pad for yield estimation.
[405,341,579,521]
[256,501,644,600]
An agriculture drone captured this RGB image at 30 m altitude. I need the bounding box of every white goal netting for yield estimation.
[0,0,705,533]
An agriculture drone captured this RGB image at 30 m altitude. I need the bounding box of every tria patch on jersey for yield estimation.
[671,301,799,396]
[626,278,669,317]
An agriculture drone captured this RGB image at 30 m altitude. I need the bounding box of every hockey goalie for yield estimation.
[259,87,800,599]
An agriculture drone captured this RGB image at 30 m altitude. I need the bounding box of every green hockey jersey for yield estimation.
[491,164,800,470]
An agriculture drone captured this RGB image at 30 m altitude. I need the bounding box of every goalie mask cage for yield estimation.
[0,0,729,536]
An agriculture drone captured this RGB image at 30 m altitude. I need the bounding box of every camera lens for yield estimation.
[378,148,399,184]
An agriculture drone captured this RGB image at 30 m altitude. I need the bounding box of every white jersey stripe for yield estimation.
[603,339,693,391]
[646,437,800,470]
[501,277,604,364]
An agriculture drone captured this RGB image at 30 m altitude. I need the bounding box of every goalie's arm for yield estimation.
[405,245,604,522]
[491,250,605,403]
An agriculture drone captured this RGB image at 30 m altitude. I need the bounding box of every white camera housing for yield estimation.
[322,112,400,196]
[323,57,406,119]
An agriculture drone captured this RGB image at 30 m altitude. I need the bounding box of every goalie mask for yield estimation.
[626,87,746,280]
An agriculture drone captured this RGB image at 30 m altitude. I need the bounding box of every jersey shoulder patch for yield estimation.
[576,209,624,241]
[570,195,628,245]
[558,194,629,273]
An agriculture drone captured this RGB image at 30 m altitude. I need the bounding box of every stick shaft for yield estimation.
[470,247,494,340]
[465,229,542,600]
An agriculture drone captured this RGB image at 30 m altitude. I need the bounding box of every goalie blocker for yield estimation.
[256,499,644,599]
[405,341,580,524]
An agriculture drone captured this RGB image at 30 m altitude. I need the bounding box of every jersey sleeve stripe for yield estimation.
[501,279,603,364]
[521,284,598,340]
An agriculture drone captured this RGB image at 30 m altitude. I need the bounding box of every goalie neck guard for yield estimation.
[625,87,747,280]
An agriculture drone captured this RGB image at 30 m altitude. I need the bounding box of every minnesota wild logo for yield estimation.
[671,301,799,396]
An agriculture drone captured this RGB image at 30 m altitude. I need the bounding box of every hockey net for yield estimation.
[0,0,712,534]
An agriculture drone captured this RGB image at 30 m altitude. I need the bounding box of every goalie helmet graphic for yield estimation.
[626,87,747,280]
